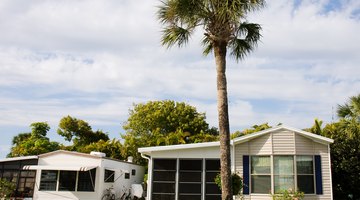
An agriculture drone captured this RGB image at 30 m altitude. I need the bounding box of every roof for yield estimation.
[138,141,220,154]
[0,155,38,163]
[233,125,334,145]
[138,125,334,155]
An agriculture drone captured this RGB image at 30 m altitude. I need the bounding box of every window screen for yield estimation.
[152,159,176,200]
[78,168,96,191]
[58,171,76,191]
[104,169,115,182]
[178,159,202,200]
[205,159,221,200]
[39,170,58,191]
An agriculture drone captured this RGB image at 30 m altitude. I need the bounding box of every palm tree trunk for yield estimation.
[214,40,232,200]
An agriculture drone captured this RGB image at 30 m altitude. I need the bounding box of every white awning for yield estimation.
[23,165,97,171]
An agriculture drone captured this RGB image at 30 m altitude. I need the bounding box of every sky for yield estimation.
[0,0,359,158]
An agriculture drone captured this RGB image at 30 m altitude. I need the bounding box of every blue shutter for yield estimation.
[243,155,250,195]
[315,155,323,195]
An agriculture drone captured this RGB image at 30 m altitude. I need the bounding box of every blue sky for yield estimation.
[0,0,359,158]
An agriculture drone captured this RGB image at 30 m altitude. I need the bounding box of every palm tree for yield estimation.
[157,0,265,199]
[337,94,360,121]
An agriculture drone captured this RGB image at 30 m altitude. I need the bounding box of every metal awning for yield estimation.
[23,165,97,171]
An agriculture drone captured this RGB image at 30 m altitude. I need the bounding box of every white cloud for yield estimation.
[0,0,359,158]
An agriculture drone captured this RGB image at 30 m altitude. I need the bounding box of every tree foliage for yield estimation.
[231,123,272,139]
[122,100,218,164]
[57,115,110,150]
[8,122,60,157]
[337,94,360,121]
[320,119,360,200]
[0,178,16,198]
[80,139,125,160]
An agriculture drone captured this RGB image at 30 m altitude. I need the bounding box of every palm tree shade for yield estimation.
[157,1,265,199]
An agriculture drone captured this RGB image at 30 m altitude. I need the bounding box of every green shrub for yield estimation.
[271,189,304,200]
[0,178,16,199]
[214,173,243,195]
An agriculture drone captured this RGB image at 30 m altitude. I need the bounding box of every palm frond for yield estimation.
[228,38,251,61]
[161,26,192,48]
[201,35,213,56]
[228,22,261,61]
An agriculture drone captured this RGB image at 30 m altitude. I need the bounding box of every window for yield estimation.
[59,171,76,191]
[78,168,96,191]
[39,170,58,191]
[104,169,115,183]
[248,155,316,194]
[125,173,130,179]
[297,156,314,194]
[18,171,36,197]
[251,156,271,194]
[132,169,136,176]
[205,159,221,200]
[152,159,177,200]
[274,156,294,193]
[178,159,202,200]
[40,169,97,192]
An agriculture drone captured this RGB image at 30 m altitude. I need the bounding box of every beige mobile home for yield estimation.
[139,125,334,200]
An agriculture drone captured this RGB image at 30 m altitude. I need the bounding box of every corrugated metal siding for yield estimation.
[249,134,272,155]
[295,134,315,155]
[272,130,295,154]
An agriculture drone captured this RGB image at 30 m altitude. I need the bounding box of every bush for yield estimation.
[214,173,243,195]
[271,189,304,200]
[0,178,16,199]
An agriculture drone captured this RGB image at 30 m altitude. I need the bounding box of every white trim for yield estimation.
[328,144,334,200]
[138,125,334,155]
[233,125,334,145]
[138,141,220,154]
[0,155,38,162]
[23,165,97,171]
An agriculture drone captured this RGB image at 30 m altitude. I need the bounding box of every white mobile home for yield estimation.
[22,150,144,200]
[139,125,334,200]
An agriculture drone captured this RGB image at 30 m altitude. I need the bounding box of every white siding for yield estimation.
[272,130,295,154]
[149,146,221,158]
[295,134,315,155]
[249,134,272,155]
[234,142,249,173]
[234,130,333,200]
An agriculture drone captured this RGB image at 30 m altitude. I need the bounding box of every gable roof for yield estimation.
[233,125,334,145]
[138,125,333,155]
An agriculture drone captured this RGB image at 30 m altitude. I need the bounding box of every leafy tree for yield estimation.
[57,115,110,150]
[231,123,272,139]
[80,139,125,160]
[320,119,360,200]
[303,118,323,135]
[157,0,265,198]
[122,100,218,164]
[337,94,360,121]
[8,122,60,157]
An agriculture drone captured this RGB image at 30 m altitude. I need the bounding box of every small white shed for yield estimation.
[139,125,334,200]
[23,150,144,200]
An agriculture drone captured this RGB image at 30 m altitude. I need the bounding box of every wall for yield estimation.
[234,130,332,200]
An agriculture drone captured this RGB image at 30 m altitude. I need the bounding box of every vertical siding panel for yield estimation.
[249,134,272,155]
[272,130,295,154]
[235,142,249,174]
[295,134,315,155]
